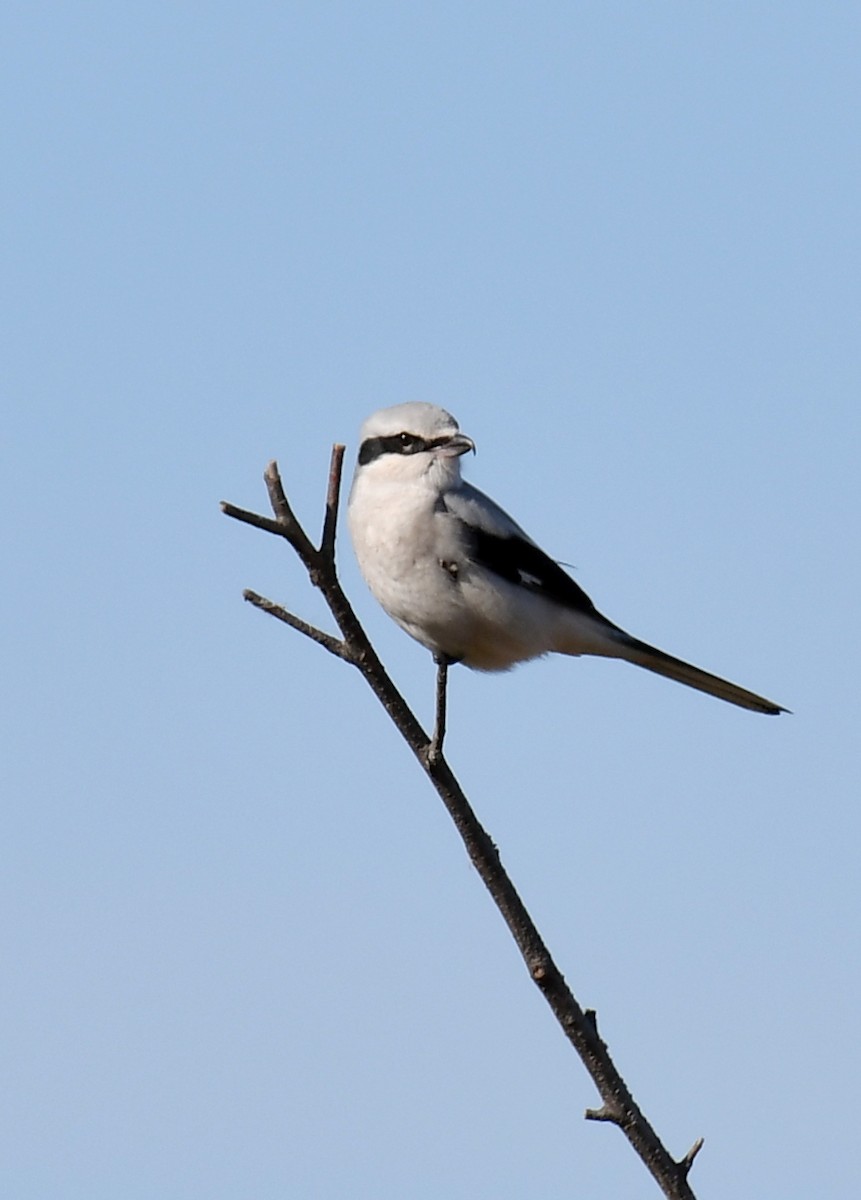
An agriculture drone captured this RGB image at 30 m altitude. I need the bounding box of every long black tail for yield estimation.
[614,631,786,714]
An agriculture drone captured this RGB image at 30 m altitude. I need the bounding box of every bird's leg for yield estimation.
[427,654,451,765]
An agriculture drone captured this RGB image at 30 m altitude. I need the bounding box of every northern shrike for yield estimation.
[348,402,784,754]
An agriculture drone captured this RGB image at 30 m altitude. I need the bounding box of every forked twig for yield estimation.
[221,448,703,1200]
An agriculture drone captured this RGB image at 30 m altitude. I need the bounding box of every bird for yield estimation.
[348,402,785,755]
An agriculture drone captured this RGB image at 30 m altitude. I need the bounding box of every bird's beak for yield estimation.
[439,433,476,458]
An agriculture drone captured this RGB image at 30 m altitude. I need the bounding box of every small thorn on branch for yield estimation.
[584,1008,599,1035]
[679,1136,705,1176]
[584,1105,621,1125]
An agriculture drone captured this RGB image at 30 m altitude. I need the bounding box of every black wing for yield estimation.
[440,481,605,618]
[462,522,601,617]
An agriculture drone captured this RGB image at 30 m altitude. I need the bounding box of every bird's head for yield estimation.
[354,402,475,486]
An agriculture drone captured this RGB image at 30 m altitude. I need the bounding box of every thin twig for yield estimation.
[321,444,346,563]
[219,501,290,540]
[262,460,297,525]
[221,450,703,1200]
[262,460,317,565]
[242,591,354,661]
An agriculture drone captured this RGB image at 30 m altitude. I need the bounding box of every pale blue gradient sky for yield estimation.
[3,4,859,1197]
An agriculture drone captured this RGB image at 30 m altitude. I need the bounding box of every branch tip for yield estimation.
[321,443,347,561]
[584,1105,619,1124]
[679,1136,705,1175]
[264,461,290,512]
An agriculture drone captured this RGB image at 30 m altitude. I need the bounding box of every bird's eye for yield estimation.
[398,432,422,453]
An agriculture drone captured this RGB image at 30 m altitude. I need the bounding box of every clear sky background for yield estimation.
[3,4,859,1198]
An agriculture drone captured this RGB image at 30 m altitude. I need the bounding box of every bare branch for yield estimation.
[320,444,346,564]
[222,451,703,1200]
[220,501,290,539]
[242,591,354,662]
[262,459,297,526]
[261,461,318,566]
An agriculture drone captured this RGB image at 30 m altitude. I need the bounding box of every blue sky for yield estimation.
[3,4,859,1197]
